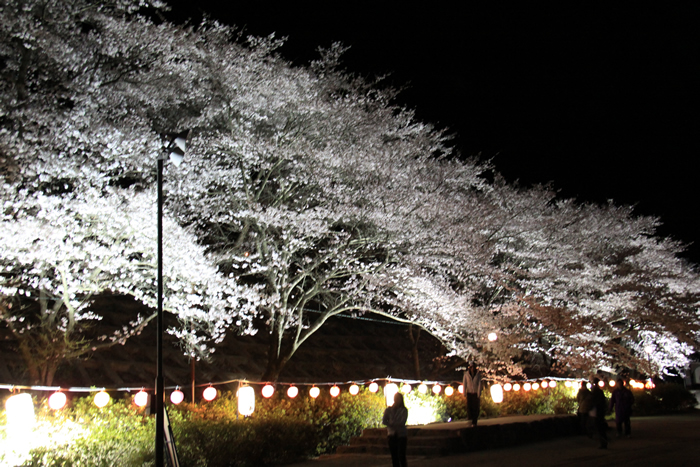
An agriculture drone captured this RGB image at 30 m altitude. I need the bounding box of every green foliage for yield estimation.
[15,383,696,466]
[443,384,579,421]
[22,395,154,467]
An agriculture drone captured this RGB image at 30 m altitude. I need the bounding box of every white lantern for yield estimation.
[369,382,379,393]
[287,386,299,398]
[503,383,512,391]
[203,386,217,401]
[432,384,442,395]
[445,386,454,396]
[384,383,399,406]
[309,386,320,398]
[330,385,340,397]
[401,383,412,394]
[170,389,185,405]
[6,393,35,431]
[94,390,111,408]
[237,386,255,416]
[48,392,67,410]
[418,383,428,394]
[134,390,149,407]
[349,384,360,395]
[262,384,275,398]
[490,384,504,403]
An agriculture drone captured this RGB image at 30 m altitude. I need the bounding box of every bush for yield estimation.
[21,395,154,467]
[16,382,694,466]
[631,383,697,416]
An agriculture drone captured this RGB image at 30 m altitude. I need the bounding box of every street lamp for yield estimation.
[156,131,188,467]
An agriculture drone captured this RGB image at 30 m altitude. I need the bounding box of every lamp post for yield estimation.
[156,131,187,467]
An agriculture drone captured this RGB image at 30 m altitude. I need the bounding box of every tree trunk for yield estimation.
[408,325,421,380]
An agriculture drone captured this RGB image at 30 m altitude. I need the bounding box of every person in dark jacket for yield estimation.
[609,378,635,437]
[383,392,409,467]
[590,377,608,449]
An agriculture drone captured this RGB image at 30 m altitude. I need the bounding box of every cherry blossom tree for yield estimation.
[1,0,697,386]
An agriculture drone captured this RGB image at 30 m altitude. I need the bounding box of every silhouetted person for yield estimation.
[383,392,408,467]
[463,362,483,426]
[609,378,634,437]
[576,382,593,436]
[590,378,608,449]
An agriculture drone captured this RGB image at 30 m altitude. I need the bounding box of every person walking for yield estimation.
[383,392,409,467]
[463,363,483,427]
[590,377,608,449]
[576,382,593,436]
[609,378,635,437]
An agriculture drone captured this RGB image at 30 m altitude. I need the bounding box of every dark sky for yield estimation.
[165,2,700,265]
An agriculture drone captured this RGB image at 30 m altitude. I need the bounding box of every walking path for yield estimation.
[288,410,700,466]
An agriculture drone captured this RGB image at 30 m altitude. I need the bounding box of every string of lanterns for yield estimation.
[2,375,655,413]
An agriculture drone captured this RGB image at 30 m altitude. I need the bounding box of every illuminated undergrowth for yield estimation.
[1,384,693,466]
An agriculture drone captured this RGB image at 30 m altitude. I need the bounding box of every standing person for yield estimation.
[590,377,608,449]
[463,362,483,426]
[576,381,593,436]
[383,392,408,467]
[609,378,635,438]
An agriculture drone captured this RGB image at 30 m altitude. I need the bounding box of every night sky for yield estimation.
[165,2,700,265]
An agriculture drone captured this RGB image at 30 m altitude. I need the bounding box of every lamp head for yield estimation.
[163,130,189,166]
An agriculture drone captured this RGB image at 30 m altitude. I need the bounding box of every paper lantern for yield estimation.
[564,381,572,388]
[445,386,454,396]
[93,390,110,408]
[309,386,320,398]
[170,389,185,405]
[384,383,399,406]
[432,384,442,395]
[330,385,340,397]
[262,384,275,398]
[401,383,412,394]
[598,380,605,388]
[523,383,532,392]
[369,382,379,393]
[6,393,35,431]
[541,381,549,388]
[490,384,504,403]
[503,383,512,391]
[609,380,616,387]
[287,386,299,398]
[513,383,521,392]
[418,383,428,394]
[48,391,67,410]
[237,386,255,416]
[532,382,540,391]
[134,390,149,407]
[349,384,360,395]
[549,380,557,388]
[203,386,217,401]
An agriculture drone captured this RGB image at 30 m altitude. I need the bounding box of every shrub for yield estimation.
[631,383,697,416]
[22,395,154,467]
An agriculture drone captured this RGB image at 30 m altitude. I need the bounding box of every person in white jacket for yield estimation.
[383,392,409,467]
[463,362,483,426]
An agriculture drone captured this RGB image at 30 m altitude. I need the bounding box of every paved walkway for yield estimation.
[287,410,700,466]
